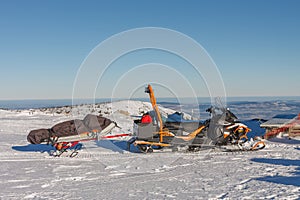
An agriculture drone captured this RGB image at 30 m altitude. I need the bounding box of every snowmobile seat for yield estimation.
[134,122,158,140]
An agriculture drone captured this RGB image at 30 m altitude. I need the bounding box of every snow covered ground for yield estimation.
[0,100,300,199]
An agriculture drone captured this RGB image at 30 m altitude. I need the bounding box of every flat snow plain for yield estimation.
[0,100,299,199]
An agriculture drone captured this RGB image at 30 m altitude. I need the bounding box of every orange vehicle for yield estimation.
[131,84,265,153]
[132,84,206,153]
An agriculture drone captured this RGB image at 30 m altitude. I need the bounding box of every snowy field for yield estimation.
[0,100,300,199]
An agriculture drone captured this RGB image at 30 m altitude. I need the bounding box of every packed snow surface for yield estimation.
[0,100,299,199]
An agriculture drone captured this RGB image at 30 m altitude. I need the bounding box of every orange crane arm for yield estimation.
[145,84,163,133]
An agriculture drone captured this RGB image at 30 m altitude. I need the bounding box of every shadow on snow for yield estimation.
[12,144,56,152]
[251,157,300,187]
[12,140,141,154]
[95,140,140,153]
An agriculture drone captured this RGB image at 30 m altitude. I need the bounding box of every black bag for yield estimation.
[27,115,114,144]
[83,114,112,131]
[50,119,90,137]
[27,128,50,144]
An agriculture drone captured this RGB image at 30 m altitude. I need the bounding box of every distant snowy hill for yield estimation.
[14,100,190,118]
[1,100,192,135]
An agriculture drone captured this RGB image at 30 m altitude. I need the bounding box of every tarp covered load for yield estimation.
[27,114,114,144]
[165,112,203,135]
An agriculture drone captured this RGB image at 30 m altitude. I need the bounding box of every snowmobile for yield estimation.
[130,84,206,153]
[130,84,265,153]
[201,105,266,151]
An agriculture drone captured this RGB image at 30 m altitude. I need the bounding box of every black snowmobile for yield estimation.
[199,105,266,151]
[130,85,265,153]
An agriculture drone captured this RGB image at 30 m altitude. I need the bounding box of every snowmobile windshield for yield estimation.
[225,109,238,122]
[211,97,238,122]
[206,106,239,126]
[207,106,225,117]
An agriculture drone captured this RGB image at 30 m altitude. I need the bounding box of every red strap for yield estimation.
[101,133,130,139]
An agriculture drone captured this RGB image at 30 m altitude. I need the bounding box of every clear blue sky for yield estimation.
[0,0,299,100]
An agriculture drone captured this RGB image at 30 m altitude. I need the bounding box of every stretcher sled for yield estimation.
[27,114,121,157]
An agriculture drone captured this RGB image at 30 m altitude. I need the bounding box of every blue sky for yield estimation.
[0,0,299,100]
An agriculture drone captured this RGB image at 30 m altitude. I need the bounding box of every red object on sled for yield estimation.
[54,141,79,150]
[141,114,152,124]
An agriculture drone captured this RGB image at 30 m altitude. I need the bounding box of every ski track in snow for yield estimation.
[0,100,300,199]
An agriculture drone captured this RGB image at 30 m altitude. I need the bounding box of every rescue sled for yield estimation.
[27,114,122,157]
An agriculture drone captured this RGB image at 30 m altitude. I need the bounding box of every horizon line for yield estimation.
[1,95,300,101]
